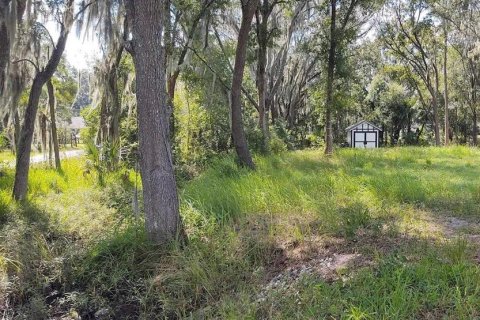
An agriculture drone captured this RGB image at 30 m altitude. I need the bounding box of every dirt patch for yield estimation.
[257,235,375,303]
[419,214,480,242]
[403,212,480,264]
[257,251,363,302]
[398,207,480,243]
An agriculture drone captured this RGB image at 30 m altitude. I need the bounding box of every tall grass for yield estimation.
[3,146,480,318]
[185,146,480,223]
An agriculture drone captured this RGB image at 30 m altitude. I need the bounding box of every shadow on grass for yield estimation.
[2,198,154,319]
[215,206,480,319]
[146,204,480,319]
[1,201,73,317]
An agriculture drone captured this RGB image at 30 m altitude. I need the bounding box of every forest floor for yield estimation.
[2,146,480,319]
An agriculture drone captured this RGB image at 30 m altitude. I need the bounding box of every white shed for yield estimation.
[346,120,382,148]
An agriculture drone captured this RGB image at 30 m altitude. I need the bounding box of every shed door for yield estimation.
[353,131,377,148]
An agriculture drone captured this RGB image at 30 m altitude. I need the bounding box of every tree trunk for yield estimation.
[13,109,20,152]
[432,71,441,146]
[47,80,61,170]
[324,0,336,156]
[48,124,53,166]
[270,98,278,124]
[473,108,478,146]
[12,0,74,200]
[257,50,269,154]
[108,47,124,145]
[13,77,45,200]
[0,0,10,95]
[230,0,257,169]
[167,72,178,142]
[256,6,271,154]
[443,23,449,146]
[126,0,182,244]
[97,95,109,144]
[39,113,47,158]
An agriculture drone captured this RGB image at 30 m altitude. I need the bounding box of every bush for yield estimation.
[0,131,10,151]
[80,106,99,142]
[269,135,287,154]
[305,133,324,148]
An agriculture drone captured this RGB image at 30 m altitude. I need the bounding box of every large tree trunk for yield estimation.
[13,77,46,199]
[230,0,257,169]
[443,23,449,146]
[324,0,336,156]
[126,0,182,244]
[12,0,74,200]
[47,80,61,170]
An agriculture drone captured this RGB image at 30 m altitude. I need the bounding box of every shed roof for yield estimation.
[345,120,382,132]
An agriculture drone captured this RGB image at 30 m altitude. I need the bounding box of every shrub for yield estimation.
[269,135,287,154]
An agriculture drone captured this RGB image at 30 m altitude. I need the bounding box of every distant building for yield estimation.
[68,116,86,130]
[346,120,382,148]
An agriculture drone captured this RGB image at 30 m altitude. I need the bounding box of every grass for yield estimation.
[2,146,480,318]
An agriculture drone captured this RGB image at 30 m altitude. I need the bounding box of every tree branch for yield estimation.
[12,59,39,72]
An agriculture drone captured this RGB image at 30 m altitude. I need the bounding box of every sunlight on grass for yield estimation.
[182,146,480,239]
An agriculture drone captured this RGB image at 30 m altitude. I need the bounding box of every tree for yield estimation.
[254,0,278,154]
[125,0,182,244]
[0,0,11,95]
[47,79,61,170]
[438,0,480,145]
[230,0,258,168]
[13,0,81,200]
[0,0,30,153]
[166,0,217,104]
[381,1,443,146]
[323,0,381,155]
[366,70,416,145]
[324,0,337,155]
[442,19,450,145]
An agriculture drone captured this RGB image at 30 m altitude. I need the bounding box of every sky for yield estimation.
[64,34,101,70]
[46,21,101,70]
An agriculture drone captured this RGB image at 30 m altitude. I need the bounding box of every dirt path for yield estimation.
[6,150,84,167]
[30,149,84,164]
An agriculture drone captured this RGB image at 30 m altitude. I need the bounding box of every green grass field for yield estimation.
[2,146,480,319]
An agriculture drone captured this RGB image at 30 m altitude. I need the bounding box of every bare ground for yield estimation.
[257,211,480,301]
